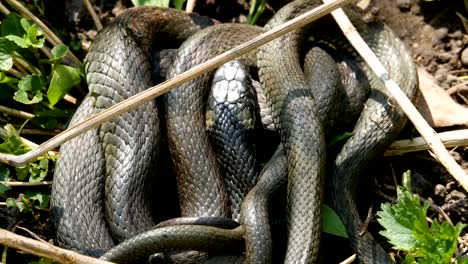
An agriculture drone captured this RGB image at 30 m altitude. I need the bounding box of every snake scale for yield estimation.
[51,0,419,263]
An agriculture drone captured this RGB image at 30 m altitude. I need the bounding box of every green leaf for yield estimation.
[322,204,347,238]
[18,74,43,92]
[0,165,10,181]
[20,18,33,32]
[0,53,13,71]
[51,44,69,61]
[402,170,412,191]
[0,38,15,71]
[456,257,468,264]
[0,124,30,154]
[29,158,48,182]
[0,183,11,194]
[377,186,430,251]
[1,13,24,36]
[6,197,19,209]
[15,165,29,181]
[327,132,353,147]
[25,24,45,48]
[377,178,466,263]
[131,0,170,7]
[5,35,28,48]
[13,89,43,104]
[47,64,81,105]
[25,191,49,209]
[173,0,186,9]
[3,17,44,49]
[0,72,18,84]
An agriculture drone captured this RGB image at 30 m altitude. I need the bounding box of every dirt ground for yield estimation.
[370,0,468,258]
[3,0,468,262]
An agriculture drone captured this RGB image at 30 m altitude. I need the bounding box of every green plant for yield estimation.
[0,7,81,263]
[247,0,268,25]
[377,171,467,264]
[131,0,187,9]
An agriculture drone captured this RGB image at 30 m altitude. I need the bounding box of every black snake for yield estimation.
[51,0,419,263]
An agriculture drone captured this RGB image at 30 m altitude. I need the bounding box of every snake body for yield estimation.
[206,60,259,221]
[52,0,418,263]
[51,7,215,254]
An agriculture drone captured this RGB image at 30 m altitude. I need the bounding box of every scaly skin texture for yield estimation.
[100,225,244,263]
[206,60,259,221]
[52,1,418,261]
[51,7,214,255]
[258,0,327,262]
[325,9,419,263]
[165,24,262,217]
[240,146,288,264]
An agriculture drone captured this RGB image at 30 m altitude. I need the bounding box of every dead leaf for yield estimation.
[416,67,468,127]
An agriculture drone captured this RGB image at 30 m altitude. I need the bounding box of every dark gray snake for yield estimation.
[51,0,418,263]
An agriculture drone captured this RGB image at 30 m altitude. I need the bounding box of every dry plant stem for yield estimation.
[385,129,468,156]
[447,81,468,95]
[340,254,357,264]
[40,46,52,59]
[15,226,48,243]
[7,68,24,78]
[0,229,114,264]
[0,181,52,186]
[324,1,468,191]
[4,0,81,66]
[0,127,58,158]
[13,55,40,74]
[0,0,353,167]
[83,0,103,30]
[358,206,373,236]
[21,128,61,136]
[419,196,453,225]
[12,58,29,75]
[63,94,78,105]
[0,2,10,14]
[186,0,196,13]
[0,105,34,119]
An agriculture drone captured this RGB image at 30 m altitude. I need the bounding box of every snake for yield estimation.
[51,0,419,263]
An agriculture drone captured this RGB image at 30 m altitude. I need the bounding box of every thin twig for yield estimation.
[358,206,373,236]
[0,105,34,120]
[15,226,48,243]
[186,0,196,13]
[0,2,10,15]
[20,129,60,136]
[63,94,78,105]
[324,0,468,192]
[447,81,468,95]
[40,46,53,60]
[13,54,40,75]
[419,196,453,225]
[12,58,29,75]
[0,181,52,187]
[0,229,114,264]
[339,254,357,264]
[0,0,354,167]
[4,0,82,67]
[7,68,24,79]
[83,0,103,30]
[385,129,468,156]
[449,69,468,75]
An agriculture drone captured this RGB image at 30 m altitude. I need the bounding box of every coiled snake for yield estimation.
[51,0,418,263]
